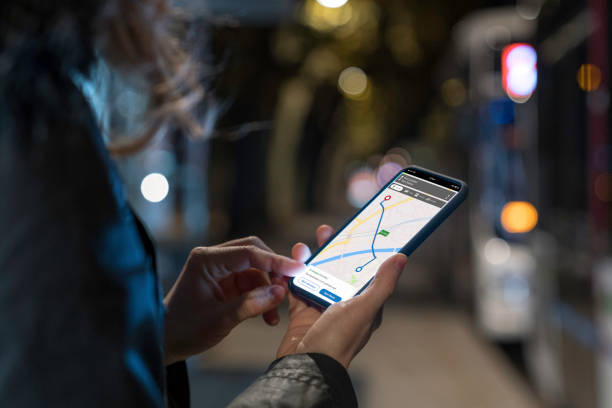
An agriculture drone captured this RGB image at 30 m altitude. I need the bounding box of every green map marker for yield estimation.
[377,229,390,237]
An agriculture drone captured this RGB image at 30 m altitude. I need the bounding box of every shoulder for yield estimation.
[0,63,127,225]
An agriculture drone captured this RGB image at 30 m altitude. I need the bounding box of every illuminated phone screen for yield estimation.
[293,170,459,304]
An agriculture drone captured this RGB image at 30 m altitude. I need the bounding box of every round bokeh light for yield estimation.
[500,201,538,234]
[502,43,537,103]
[338,67,368,99]
[316,0,348,8]
[484,237,511,265]
[347,168,379,208]
[141,173,169,203]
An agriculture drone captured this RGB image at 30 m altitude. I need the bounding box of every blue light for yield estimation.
[488,99,515,125]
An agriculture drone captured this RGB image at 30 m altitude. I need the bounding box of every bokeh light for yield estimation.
[500,201,538,234]
[484,237,511,265]
[375,150,409,186]
[577,64,602,92]
[302,0,353,31]
[376,161,403,187]
[502,44,537,103]
[338,67,368,99]
[347,167,379,208]
[141,173,169,203]
[594,173,612,202]
[316,0,348,8]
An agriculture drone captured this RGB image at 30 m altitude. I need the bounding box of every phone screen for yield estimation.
[293,170,460,304]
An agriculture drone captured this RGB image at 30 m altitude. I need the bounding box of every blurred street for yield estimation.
[105,0,610,406]
[191,306,539,408]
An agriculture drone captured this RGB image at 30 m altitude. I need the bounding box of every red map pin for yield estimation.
[384,195,391,201]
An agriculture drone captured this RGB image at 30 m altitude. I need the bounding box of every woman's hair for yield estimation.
[0,0,204,155]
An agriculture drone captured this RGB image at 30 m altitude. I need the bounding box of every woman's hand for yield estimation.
[163,236,304,365]
[276,225,407,368]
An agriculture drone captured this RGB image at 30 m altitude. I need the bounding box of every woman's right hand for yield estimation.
[276,225,408,368]
[163,236,304,365]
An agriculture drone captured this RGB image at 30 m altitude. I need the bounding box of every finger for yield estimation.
[218,274,240,299]
[270,271,285,285]
[263,308,280,326]
[269,272,287,320]
[278,272,309,316]
[234,270,280,326]
[192,246,305,279]
[234,268,270,293]
[291,242,311,263]
[202,269,226,301]
[359,254,407,309]
[371,306,384,332]
[229,284,286,323]
[285,227,330,315]
[217,268,268,300]
[215,236,273,253]
[316,225,334,248]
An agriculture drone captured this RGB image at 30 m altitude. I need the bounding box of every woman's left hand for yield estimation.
[163,236,304,365]
[275,225,407,368]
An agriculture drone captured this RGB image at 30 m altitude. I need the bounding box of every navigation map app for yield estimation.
[294,172,457,304]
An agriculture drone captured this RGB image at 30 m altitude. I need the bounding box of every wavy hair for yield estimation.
[1,0,204,155]
[99,0,204,155]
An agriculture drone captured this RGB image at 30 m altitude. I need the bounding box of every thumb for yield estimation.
[228,284,286,323]
[359,254,407,309]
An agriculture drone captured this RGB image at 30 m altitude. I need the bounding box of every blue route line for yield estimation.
[311,248,400,267]
[333,216,431,240]
[355,199,387,272]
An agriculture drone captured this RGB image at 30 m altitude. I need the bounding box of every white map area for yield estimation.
[308,185,442,289]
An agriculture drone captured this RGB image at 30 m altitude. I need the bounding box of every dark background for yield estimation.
[104,0,611,406]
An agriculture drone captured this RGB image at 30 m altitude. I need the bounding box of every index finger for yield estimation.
[215,236,273,253]
[193,246,306,279]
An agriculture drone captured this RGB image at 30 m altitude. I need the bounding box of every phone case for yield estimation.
[289,165,468,309]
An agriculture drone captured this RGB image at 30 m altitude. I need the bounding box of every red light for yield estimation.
[502,43,538,103]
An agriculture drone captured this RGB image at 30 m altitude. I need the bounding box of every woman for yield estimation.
[0,0,408,407]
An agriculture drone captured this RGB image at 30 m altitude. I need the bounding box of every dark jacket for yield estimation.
[0,49,357,407]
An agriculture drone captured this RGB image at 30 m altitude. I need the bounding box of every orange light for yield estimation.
[501,201,538,233]
[577,64,602,92]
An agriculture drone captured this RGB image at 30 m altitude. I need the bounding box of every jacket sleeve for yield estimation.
[166,361,190,408]
[227,353,357,408]
[0,68,169,407]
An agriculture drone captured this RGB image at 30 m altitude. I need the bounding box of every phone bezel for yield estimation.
[289,165,468,309]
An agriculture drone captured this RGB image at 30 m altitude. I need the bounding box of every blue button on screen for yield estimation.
[319,289,342,302]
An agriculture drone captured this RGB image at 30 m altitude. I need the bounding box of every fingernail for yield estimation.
[267,285,285,299]
[394,254,408,268]
[286,262,307,277]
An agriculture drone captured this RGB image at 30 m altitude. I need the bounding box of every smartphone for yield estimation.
[289,165,468,308]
